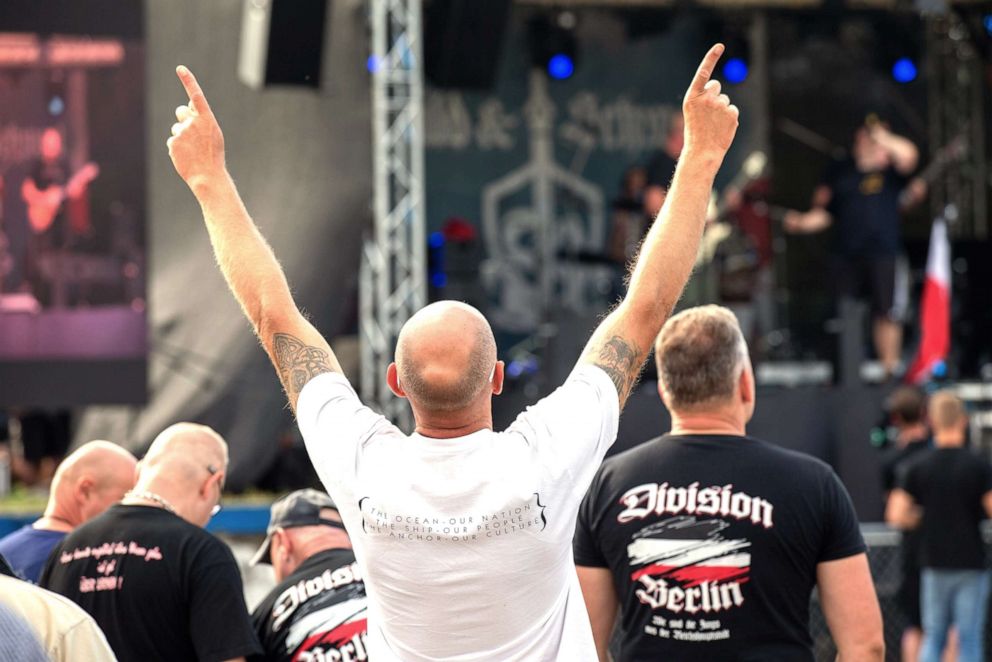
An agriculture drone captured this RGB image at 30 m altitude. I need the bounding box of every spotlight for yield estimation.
[529,14,578,81]
[547,54,574,80]
[892,57,917,83]
[366,55,380,74]
[984,14,992,36]
[428,231,445,249]
[722,58,748,84]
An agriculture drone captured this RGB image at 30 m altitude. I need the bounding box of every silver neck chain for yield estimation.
[124,490,177,515]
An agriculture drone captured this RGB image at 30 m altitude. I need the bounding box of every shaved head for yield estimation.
[46,440,137,527]
[395,301,497,412]
[141,423,228,486]
[134,423,229,528]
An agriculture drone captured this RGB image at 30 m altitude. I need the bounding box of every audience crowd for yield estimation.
[1,44,990,662]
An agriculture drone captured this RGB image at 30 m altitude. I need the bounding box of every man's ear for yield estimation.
[656,380,671,409]
[76,477,95,502]
[739,365,754,406]
[387,363,407,399]
[492,361,505,396]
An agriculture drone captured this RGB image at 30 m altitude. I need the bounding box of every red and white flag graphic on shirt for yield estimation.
[906,219,951,384]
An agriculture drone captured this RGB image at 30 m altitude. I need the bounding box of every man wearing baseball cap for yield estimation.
[249,489,368,662]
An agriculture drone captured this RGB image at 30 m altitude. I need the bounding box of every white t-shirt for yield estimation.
[298,364,620,661]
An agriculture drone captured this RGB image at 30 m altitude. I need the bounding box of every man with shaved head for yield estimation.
[40,423,262,662]
[168,43,739,660]
[0,440,136,582]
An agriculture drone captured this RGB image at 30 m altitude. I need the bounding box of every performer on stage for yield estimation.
[19,128,97,306]
[785,119,918,377]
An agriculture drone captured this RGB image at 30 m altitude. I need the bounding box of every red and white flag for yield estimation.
[906,219,951,383]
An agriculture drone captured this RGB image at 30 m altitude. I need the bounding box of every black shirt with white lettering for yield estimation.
[898,447,992,570]
[249,548,368,662]
[574,435,865,662]
[39,504,262,662]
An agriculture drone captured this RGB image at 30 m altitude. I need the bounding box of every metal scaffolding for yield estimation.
[925,11,988,239]
[360,0,427,429]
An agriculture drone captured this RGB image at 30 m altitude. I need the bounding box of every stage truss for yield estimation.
[360,0,427,429]
[925,11,988,239]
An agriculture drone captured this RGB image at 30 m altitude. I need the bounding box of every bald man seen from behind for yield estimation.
[39,423,263,662]
[0,440,136,583]
[168,43,739,661]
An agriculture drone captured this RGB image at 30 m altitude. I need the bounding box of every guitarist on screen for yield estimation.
[20,127,98,306]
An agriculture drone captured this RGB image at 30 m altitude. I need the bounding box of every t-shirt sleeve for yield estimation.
[507,365,620,502]
[186,541,262,661]
[297,372,400,499]
[58,612,118,662]
[573,468,609,568]
[819,469,867,563]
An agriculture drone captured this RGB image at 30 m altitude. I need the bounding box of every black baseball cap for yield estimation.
[250,489,344,566]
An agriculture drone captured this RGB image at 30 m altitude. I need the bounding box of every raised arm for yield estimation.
[578,44,739,407]
[869,124,918,175]
[167,67,340,411]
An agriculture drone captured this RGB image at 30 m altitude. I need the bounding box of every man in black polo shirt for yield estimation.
[574,305,883,661]
[887,391,992,662]
[785,120,918,377]
[249,489,367,662]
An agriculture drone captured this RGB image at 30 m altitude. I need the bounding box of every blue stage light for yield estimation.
[547,54,574,80]
[892,58,917,83]
[428,231,445,249]
[366,55,380,73]
[984,14,992,36]
[430,272,448,288]
[722,58,748,84]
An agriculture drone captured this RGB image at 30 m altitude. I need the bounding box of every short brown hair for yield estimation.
[928,390,966,433]
[886,386,926,425]
[655,305,746,410]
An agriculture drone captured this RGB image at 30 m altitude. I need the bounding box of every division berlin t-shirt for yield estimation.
[297,365,620,661]
[250,548,368,662]
[574,434,866,662]
[39,504,262,662]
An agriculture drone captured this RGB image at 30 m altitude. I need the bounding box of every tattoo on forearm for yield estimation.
[273,333,334,400]
[593,335,643,405]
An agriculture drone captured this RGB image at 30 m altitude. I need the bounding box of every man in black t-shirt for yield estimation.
[887,392,992,662]
[248,489,367,662]
[878,386,931,660]
[40,422,262,662]
[785,121,918,376]
[575,305,883,661]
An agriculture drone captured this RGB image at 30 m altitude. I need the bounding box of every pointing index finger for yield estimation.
[176,65,212,116]
[688,43,725,96]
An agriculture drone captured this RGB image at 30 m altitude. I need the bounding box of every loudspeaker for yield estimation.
[424,0,511,89]
[238,0,328,89]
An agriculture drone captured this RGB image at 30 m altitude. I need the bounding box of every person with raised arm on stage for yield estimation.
[166,44,738,660]
[785,119,918,377]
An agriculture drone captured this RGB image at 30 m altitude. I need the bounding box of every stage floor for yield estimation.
[0,306,146,359]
